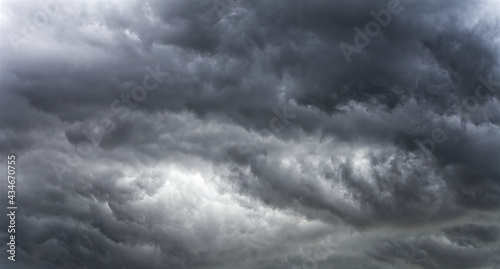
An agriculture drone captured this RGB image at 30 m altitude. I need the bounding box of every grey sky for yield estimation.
[1,0,500,268]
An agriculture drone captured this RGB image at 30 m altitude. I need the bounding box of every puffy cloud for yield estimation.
[1,0,499,268]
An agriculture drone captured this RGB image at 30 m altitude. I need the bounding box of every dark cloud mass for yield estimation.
[1,0,500,268]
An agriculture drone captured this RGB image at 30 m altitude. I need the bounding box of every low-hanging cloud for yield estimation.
[1,0,500,268]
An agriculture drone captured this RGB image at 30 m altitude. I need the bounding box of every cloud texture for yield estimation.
[1,0,500,268]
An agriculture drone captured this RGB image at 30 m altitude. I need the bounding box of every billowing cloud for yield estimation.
[1,0,500,268]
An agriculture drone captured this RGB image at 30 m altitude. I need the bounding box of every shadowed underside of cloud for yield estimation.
[1,0,500,268]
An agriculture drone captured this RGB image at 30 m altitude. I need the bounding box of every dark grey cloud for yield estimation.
[1,0,500,268]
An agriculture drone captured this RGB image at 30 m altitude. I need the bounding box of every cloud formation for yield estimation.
[1,0,500,268]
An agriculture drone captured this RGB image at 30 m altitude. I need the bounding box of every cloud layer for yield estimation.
[1,0,500,268]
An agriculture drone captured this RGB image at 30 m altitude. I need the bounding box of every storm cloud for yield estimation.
[1,0,500,268]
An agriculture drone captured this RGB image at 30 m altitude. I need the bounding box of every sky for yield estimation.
[1,0,500,268]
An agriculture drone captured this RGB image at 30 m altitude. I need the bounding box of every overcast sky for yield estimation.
[1,0,500,268]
